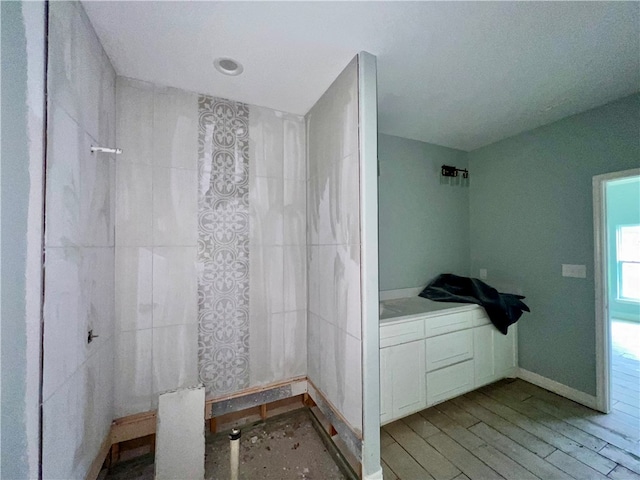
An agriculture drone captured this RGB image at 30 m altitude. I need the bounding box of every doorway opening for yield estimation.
[594,169,640,415]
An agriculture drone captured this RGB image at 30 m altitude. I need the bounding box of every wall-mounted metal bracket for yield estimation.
[441,164,469,179]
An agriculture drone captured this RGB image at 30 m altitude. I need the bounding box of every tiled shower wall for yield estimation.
[115,78,306,414]
[114,78,199,416]
[306,58,363,434]
[43,2,116,477]
[247,105,307,392]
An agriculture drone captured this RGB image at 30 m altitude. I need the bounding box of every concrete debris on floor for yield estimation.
[105,408,347,480]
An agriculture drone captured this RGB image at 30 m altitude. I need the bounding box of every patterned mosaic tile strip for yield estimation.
[197,96,250,396]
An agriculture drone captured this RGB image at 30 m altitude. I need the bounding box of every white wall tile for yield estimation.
[249,176,283,246]
[45,104,84,248]
[336,154,360,245]
[284,245,307,313]
[341,333,362,431]
[152,247,197,327]
[249,106,284,179]
[116,161,153,246]
[81,247,115,362]
[317,245,337,324]
[284,311,307,379]
[249,246,283,315]
[76,340,114,474]
[335,243,362,340]
[152,324,199,398]
[319,320,338,406]
[116,247,153,332]
[42,372,80,479]
[306,178,318,246]
[43,247,82,400]
[284,179,306,246]
[82,152,114,246]
[153,87,198,170]
[116,77,154,165]
[114,330,152,418]
[307,246,320,316]
[306,312,321,383]
[283,115,305,181]
[97,54,116,147]
[153,167,197,246]
[48,1,113,143]
[249,312,284,386]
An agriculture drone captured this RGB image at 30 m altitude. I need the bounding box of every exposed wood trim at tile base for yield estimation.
[517,368,598,410]
[111,411,157,444]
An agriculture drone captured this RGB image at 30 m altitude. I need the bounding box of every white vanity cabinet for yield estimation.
[379,318,427,423]
[380,340,427,424]
[473,310,518,387]
[380,299,517,425]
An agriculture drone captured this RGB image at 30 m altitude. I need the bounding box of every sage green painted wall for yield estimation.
[468,94,640,395]
[606,177,640,321]
[378,133,469,291]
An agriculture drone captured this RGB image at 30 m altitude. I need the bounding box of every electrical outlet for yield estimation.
[562,264,586,278]
[479,269,487,279]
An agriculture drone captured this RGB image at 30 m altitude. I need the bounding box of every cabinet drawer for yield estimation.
[424,311,472,338]
[426,330,473,372]
[426,360,474,406]
[472,308,491,327]
[380,320,425,348]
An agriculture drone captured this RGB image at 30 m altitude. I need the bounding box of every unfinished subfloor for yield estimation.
[105,408,348,480]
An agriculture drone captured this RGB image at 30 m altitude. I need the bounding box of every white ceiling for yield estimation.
[83,1,639,151]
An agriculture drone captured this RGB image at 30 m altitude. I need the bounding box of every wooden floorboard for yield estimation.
[383,378,640,480]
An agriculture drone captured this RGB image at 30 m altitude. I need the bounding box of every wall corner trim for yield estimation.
[517,368,598,410]
[363,468,384,480]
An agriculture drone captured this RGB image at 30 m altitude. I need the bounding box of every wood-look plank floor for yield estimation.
[382,378,640,480]
[611,320,640,424]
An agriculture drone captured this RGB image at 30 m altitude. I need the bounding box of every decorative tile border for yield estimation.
[197,96,250,395]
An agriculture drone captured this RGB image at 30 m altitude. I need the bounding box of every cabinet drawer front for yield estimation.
[380,320,425,348]
[424,311,472,338]
[426,330,473,372]
[426,360,474,406]
[472,308,491,327]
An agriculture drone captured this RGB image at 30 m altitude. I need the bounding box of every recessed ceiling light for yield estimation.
[214,57,243,76]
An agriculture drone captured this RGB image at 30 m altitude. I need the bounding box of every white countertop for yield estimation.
[380,296,478,325]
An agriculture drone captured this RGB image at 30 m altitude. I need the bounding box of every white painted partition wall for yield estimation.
[306,52,381,478]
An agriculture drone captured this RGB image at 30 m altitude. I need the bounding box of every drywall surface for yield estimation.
[378,134,470,291]
[469,93,640,395]
[42,2,116,477]
[0,1,46,477]
[306,57,363,437]
[155,386,205,480]
[606,176,640,321]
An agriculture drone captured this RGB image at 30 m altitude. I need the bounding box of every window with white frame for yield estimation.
[617,224,640,301]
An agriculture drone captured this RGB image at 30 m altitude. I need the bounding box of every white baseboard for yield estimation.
[517,368,598,410]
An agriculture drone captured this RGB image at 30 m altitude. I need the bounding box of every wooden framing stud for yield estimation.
[209,418,217,433]
[260,404,267,420]
[110,443,120,466]
[303,393,316,407]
